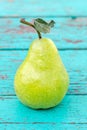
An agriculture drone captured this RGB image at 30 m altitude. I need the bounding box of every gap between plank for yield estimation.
[0,122,87,124]
[0,48,87,51]
[0,94,87,96]
[0,15,87,19]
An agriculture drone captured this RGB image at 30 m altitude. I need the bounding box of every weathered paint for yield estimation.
[64,39,83,44]
[0,0,87,129]
[0,17,87,49]
[0,95,87,124]
[0,124,87,130]
[0,0,87,16]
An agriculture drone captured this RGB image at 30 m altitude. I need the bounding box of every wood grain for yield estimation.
[0,124,87,130]
[0,1,87,128]
[0,95,87,124]
[0,50,87,95]
[0,0,87,16]
[0,17,87,49]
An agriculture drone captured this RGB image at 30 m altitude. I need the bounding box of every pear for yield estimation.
[14,18,69,109]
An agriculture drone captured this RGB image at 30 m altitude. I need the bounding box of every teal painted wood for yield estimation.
[0,0,87,16]
[0,50,87,95]
[0,95,87,123]
[0,1,87,128]
[0,17,87,49]
[0,124,87,130]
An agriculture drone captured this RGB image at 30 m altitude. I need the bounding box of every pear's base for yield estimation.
[18,97,63,110]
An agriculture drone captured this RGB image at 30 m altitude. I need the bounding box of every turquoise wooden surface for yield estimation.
[0,18,87,49]
[0,0,87,130]
[0,95,87,123]
[1,124,87,130]
[0,0,87,17]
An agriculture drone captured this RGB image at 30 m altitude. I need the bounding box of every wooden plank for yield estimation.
[0,95,87,123]
[0,124,87,130]
[0,50,87,95]
[0,0,87,16]
[0,17,87,49]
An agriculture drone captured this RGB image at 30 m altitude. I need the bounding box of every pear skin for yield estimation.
[14,38,69,109]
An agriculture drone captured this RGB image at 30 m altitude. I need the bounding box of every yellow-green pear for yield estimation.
[14,18,69,109]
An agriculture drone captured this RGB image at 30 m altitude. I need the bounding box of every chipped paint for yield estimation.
[64,39,83,44]
[19,25,35,34]
[4,25,35,34]
[7,20,12,24]
[67,18,87,27]
[74,89,79,93]
[8,0,14,2]
[0,75,8,80]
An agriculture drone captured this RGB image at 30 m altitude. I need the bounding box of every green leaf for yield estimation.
[48,20,55,27]
[34,18,48,25]
[34,18,55,34]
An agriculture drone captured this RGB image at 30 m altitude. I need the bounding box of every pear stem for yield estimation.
[20,19,42,39]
